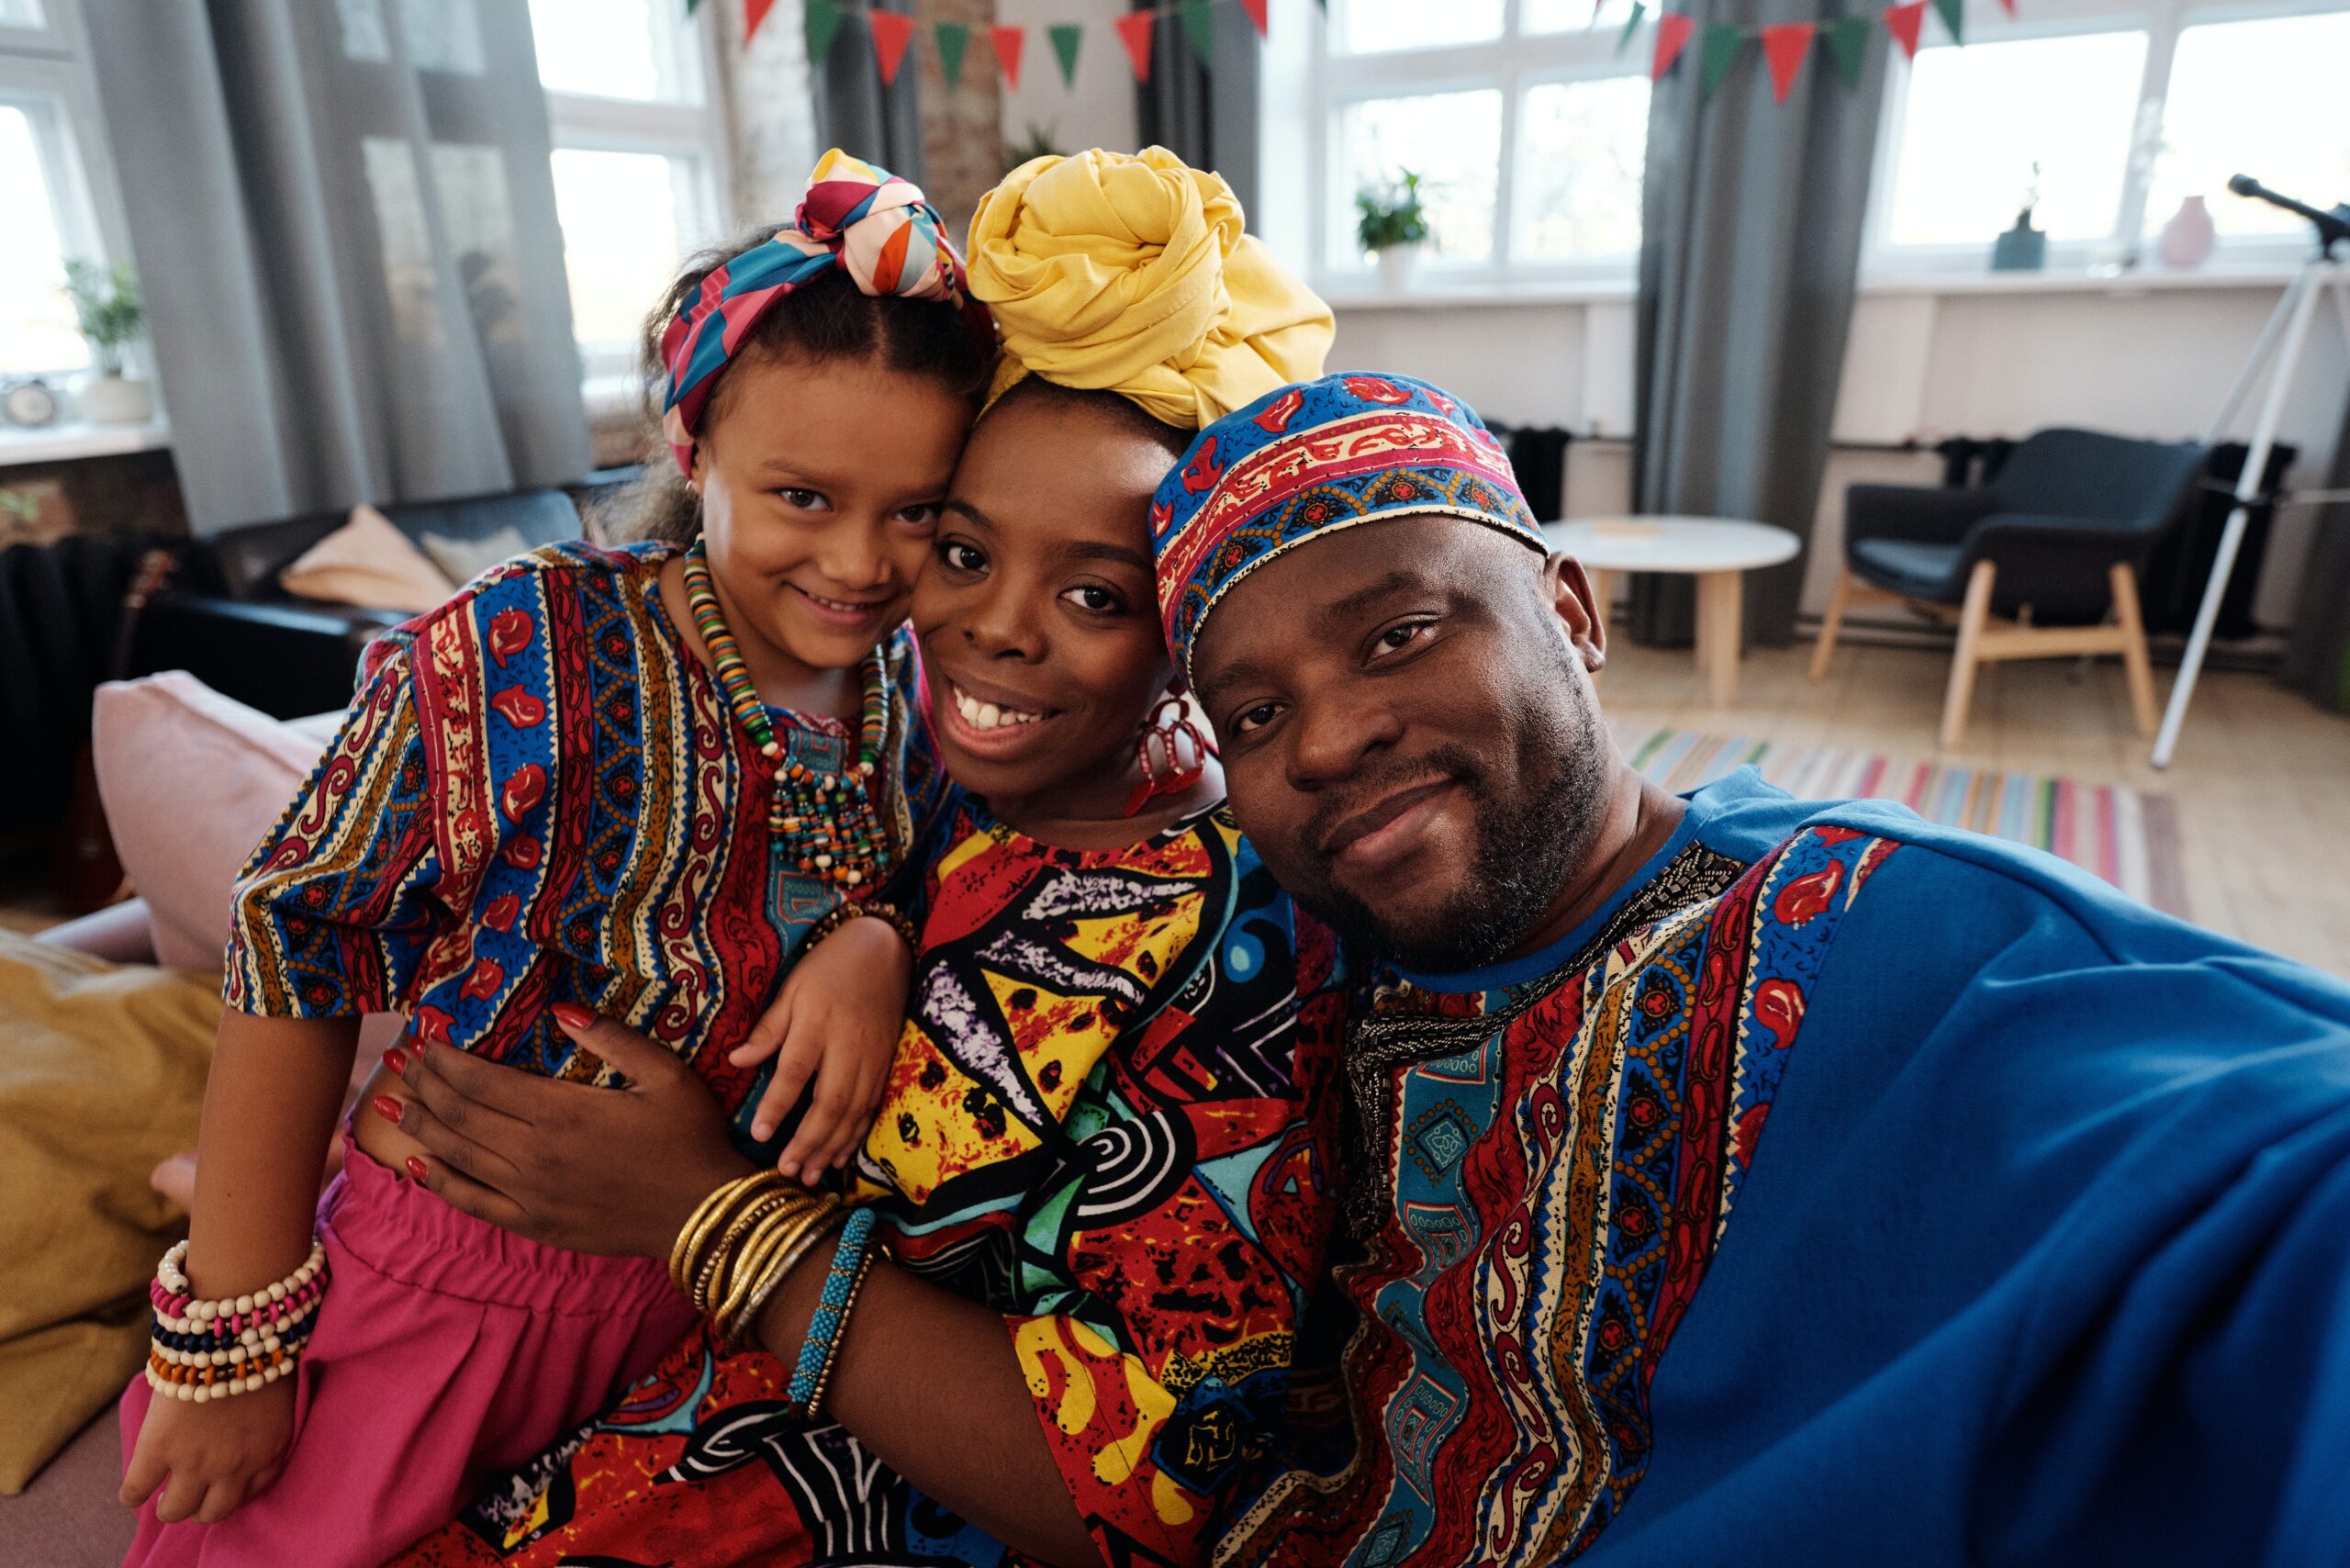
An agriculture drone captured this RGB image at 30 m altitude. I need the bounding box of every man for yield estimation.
[1151,372,2350,1567]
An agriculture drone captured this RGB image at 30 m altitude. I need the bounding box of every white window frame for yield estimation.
[1863,0,2348,278]
[1309,0,1653,293]
[536,2,733,380]
[1,0,137,383]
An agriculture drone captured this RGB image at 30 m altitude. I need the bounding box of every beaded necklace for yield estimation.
[681,542,893,889]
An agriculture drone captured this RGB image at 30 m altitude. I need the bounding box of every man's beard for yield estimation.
[1292,657,1613,975]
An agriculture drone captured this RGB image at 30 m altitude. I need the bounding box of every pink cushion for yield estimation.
[91,674,335,972]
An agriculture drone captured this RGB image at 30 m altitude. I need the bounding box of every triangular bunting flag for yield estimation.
[1996,0,2016,13]
[1181,0,1217,66]
[1114,11,1158,81]
[934,20,970,85]
[798,0,836,58]
[1931,0,1962,42]
[748,0,779,45]
[1699,22,1744,97]
[1239,0,1270,36]
[990,23,1024,89]
[686,0,704,13]
[1760,21,1814,101]
[1883,0,1926,58]
[1617,0,1647,57]
[1651,11,1696,78]
[1047,22,1082,85]
[868,9,915,84]
[1824,16,1871,84]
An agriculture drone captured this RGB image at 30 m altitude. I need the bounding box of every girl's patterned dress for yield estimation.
[118,541,941,1568]
[389,794,1348,1568]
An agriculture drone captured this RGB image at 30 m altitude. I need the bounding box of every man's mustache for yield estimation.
[1300,745,1485,861]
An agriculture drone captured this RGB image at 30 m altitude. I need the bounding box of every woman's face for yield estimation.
[912,395,1180,815]
[692,353,970,673]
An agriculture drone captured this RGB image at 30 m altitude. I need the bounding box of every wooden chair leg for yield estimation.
[1809,567,1854,681]
[1940,560,1997,750]
[2110,562,2159,739]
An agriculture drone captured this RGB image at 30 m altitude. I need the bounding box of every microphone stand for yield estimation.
[2152,176,2350,769]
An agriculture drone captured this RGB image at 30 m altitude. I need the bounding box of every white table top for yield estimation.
[1541,516,1802,574]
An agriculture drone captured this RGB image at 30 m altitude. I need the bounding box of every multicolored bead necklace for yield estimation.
[681,542,894,889]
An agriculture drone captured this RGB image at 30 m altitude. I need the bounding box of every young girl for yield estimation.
[116,151,995,1568]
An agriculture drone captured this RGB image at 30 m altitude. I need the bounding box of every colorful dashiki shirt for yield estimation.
[390,796,1348,1568]
[1224,770,2350,1568]
[224,540,942,1144]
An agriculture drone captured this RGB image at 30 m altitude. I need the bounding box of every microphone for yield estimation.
[2226,174,2350,254]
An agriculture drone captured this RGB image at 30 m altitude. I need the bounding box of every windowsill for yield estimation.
[1323,276,1637,309]
[0,418,171,469]
[1315,261,2307,310]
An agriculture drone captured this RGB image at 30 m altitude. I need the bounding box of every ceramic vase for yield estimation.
[78,375,154,425]
[1377,243,1422,294]
[2158,196,2216,270]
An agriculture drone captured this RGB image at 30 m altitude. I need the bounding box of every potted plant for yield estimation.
[63,259,152,425]
[1357,171,1430,293]
[1989,162,2047,273]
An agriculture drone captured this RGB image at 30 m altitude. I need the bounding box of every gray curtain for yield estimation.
[1629,0,1885,646]
[82,0,590,536]
[1134,0,1259,214]
[815,0,920,178]
[2281,391,2350,712]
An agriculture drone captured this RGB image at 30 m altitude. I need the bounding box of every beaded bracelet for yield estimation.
[146,1237,330,1402]
[786,1205,878,1417]
[802,898,919,954]
[801,1240,877,1421]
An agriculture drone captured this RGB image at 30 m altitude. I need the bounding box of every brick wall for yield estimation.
[912,0,1002,241]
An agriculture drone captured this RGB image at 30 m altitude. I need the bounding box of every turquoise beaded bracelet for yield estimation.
[788,1205,878,1416]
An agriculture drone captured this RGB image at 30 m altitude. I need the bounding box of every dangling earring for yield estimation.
[1123,695,1213,817]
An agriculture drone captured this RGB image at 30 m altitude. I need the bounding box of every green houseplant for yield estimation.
[63,259,153,424]
[1356,171,1429,292]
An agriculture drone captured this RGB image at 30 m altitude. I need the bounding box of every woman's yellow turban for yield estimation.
[966,147,1333,431]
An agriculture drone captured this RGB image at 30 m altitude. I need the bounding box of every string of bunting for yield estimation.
[1628,0,2009,102]
[699,0,1295,90]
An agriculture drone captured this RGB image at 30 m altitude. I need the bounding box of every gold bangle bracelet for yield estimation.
[715,1201,840,1338]
[729,1214,841,1350]
[693,1193,793,1315]
[671,1173,772,1294]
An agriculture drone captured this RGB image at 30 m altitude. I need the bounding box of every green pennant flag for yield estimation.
[1048,22,1083,85]
[1699,23,1745,97]
[1616,0,1648,56]
[1823,15,1871,84]
[1181,0,1216,66]
[685,0,703,13]
[934,19,969,85]
[805,0,845,64]
[1932,0,1963,42]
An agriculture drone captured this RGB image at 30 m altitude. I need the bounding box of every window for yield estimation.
[530,0,729,378]
[1315,0,1653,287]
[0,0,131,384]
[1868,0,2350,273]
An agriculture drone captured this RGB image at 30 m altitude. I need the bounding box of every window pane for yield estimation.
[2146,12,2350,242]
[1524,0,1638,33]
[0,0,47,27]
[1337,91,1504,266]
[1341,0,1501,53]
[336,0,487,73]
[1516,76,1649,261]
[0,105,89,376]
[530,0,701,103]
[551,148,706,358]
[1885,31,2147,247]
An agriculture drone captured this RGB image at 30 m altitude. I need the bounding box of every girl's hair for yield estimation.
[607,224,996,544]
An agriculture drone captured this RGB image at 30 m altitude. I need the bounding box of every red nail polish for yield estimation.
[408,1033,425,1056]
[551,1002,594,1031]
[371,1094,403,1125]
[404,1156,430,1182]
[383,1048,408,1077]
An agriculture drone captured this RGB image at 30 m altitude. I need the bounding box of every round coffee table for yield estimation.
[1541,516,1802,706]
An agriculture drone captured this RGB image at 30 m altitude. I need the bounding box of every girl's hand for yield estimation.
[729,914,914,1181]
[389,1011,760,1260]
[119,1376,295,1524]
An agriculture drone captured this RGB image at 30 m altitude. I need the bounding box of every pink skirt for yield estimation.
[118,1141,699,1568]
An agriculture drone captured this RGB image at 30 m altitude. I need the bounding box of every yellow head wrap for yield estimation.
[966,147,1334,431]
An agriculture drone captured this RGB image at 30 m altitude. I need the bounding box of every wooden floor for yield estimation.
[1600,633,2350,978]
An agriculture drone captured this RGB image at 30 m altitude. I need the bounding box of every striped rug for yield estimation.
[1617,724,2188,917]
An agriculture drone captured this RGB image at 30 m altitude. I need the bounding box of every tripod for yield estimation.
[2153,177,2350,768]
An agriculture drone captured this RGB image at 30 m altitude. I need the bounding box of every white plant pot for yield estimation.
[2157,195,2216,271]
[79,375,154,426]
[1376,243,1422,294]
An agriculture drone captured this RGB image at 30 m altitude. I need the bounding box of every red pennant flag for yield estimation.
[990,24,1024,89]
[1996,0,2016,13]
[1651,11,1696,78]
[1114,11,1158,80]
[1761,21,1815,101]
[1239,0,1270,36]
[867,9,915,84]
[745,0,778,43]
[1883,0,1926,58]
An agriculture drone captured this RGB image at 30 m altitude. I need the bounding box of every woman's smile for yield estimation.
[934,669,1067,760]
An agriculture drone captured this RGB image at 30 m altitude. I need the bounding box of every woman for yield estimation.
[383,148,1339,1568]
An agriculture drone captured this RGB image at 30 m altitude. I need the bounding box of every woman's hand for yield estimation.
[385,1009,756,1260]
[729,913,914,1180]
[119,1377,295,1524]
